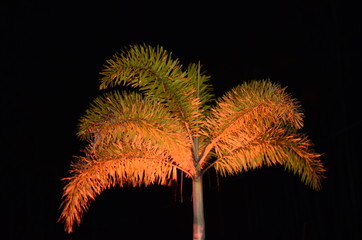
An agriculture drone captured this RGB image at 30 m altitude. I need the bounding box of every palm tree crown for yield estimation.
[59,44,325,235]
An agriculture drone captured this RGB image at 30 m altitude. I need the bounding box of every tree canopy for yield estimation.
[59,44,325,234]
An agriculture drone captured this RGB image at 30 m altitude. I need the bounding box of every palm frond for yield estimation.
[199,80,303,166]
[99,44,183,90]
[208,80,303,134]
[186,62,214,113]
[213,127,325,190]
[199,80,324,189]
[99,44,213,137]
[78,90,195,174]
[59,140,179,233]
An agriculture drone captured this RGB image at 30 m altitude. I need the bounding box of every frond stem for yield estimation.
[198,103,266,166]
[162,159,193,178]
[201,160,218,175]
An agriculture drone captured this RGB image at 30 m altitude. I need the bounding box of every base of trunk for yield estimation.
[192,174,205,240]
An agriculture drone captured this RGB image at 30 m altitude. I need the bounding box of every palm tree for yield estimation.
[59,44,325,240]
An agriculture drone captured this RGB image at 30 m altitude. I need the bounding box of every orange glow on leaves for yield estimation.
[59,45,325,234]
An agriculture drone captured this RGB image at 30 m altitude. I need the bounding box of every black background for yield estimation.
[2,1,361,239]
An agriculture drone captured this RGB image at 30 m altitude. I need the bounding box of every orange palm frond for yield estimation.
[200,80,303,166]
[199,80,324,189]
[78,90,195,174]
[213,128,325,190]
[59,139,185,233]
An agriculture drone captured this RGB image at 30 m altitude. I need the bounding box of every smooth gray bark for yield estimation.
[192,174,205,240]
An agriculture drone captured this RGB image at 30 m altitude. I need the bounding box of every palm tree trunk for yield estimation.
[192,174,205,240]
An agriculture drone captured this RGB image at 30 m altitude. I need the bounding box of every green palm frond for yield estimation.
[78,90,195,174]
[186,62,214,112]
[99,44,183,90]
[99,44,213,137]
[59,139,178,233]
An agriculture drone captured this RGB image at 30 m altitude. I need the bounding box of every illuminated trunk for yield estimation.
[192,173,205,240]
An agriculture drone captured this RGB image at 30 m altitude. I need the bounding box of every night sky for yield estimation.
[2,1,361,239]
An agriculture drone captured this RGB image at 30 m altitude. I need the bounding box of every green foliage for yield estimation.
[99,44,213,137]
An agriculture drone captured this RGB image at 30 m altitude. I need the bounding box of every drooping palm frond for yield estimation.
[213,128,324,190]
[59,90,200,233]
[200,80,324,189]
[59,138,179,233]
[99,44,213,138]
[78,90,195,175]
